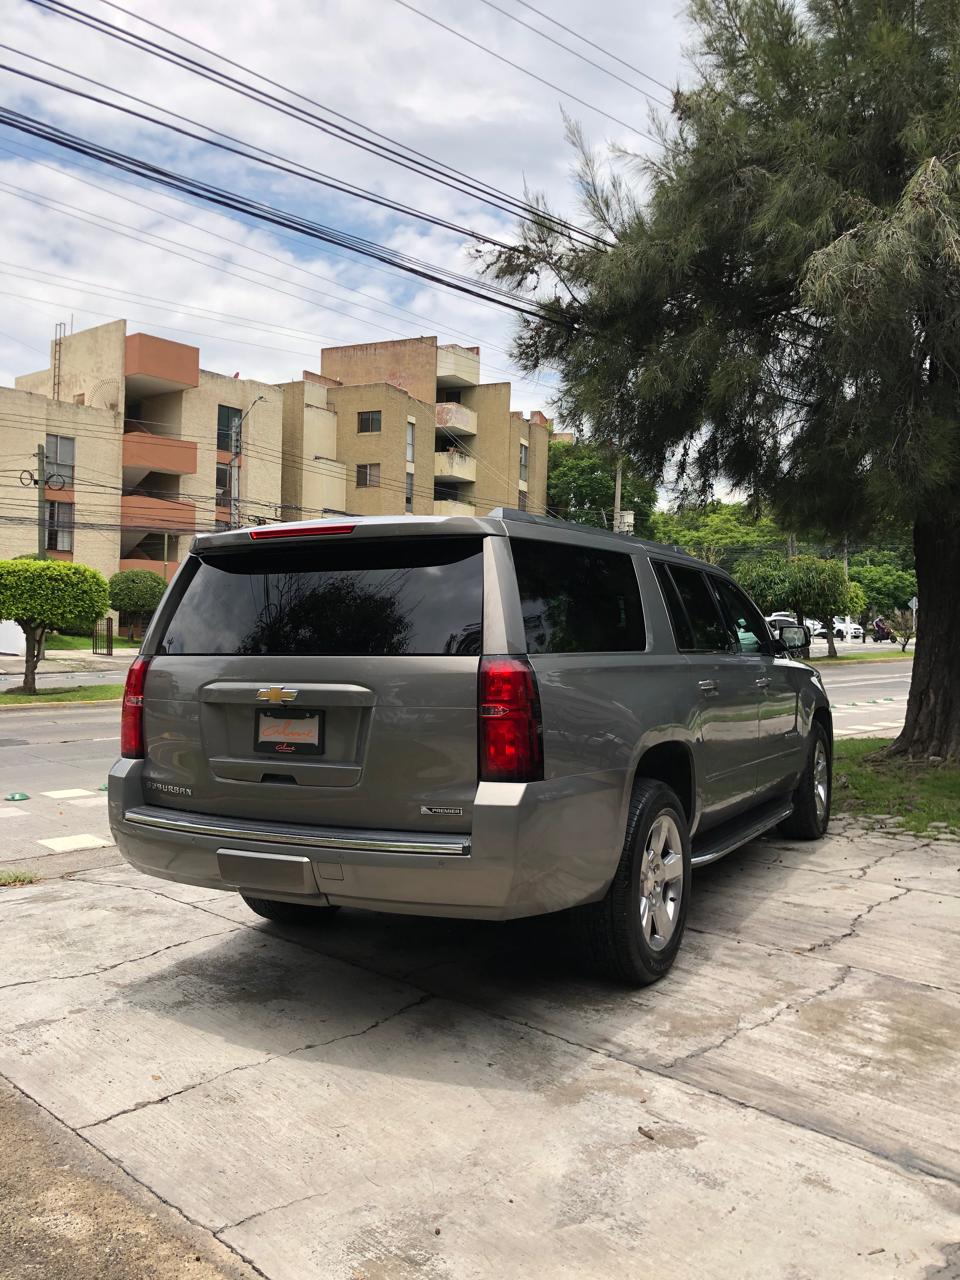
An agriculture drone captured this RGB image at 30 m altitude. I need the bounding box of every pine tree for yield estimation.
[490,0,960,760]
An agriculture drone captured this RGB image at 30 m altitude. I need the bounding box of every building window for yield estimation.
[217,405,242,452]
[406,420,415,463]
[45,434,75,487]
[46,501,74,552]
[356,463,381,488]
[405,472,414,512]
[358,410,382,434]
[437,389,462,404]
[518,491,527,511]
[215,462,233,505]
[519,442,529,484]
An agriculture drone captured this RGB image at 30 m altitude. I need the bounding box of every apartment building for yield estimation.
[319,336,550,518]
[0,323,550,580]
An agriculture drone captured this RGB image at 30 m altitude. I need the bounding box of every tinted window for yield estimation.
[159,537,484,657]
[664,564,732,652]
[710,576,772,655]
[511,539,645,654]
[653,561,693,650]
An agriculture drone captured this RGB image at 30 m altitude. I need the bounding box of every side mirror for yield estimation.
[776,624,808,655]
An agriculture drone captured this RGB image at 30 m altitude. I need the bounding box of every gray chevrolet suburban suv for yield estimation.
[110,510,832,985]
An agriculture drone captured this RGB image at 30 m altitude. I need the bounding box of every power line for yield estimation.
[511,0,674,96]
[391,0,662,145]
[0,103,566,322]
[26,0,608,249]
[0,45,517,251]
[473,0,671,109]
[0,159,559,386]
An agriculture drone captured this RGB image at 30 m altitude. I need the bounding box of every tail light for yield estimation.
[121,656,150,759]
[478,656,543,783]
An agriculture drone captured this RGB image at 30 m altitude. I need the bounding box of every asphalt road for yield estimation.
[816,657,912,739]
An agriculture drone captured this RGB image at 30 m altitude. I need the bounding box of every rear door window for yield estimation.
[655,562,732,652]
[158,536,484,656]
[511,538,645,654]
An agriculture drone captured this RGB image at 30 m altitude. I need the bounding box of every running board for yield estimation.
[691,799,794,868]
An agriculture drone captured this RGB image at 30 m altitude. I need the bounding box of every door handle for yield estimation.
[755,677,772,688]
[698,679,719,694]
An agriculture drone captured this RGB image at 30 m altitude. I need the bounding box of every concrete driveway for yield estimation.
[1,817,959,1279]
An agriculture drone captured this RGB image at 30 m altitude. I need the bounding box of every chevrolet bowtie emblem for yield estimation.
[256,686,298,705]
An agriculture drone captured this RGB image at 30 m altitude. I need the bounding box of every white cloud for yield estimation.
[0,0,689,412]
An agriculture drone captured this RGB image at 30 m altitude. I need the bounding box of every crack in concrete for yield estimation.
[0,1071,271,1280]
[216,1189,329,1239]
[662,966,854,1070]
[0,927,242,992]
[78,993,433,1134]
[805,885,912,954]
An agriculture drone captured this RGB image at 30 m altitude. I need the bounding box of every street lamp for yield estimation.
[230,395,266,528]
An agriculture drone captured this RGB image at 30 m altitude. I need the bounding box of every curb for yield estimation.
[0,698,123,712]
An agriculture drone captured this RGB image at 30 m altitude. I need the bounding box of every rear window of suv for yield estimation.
[511,538,645,653]
[157,536,484,656]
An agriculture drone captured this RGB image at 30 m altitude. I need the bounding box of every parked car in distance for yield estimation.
[110,510,833,987]
[832,617,863,640]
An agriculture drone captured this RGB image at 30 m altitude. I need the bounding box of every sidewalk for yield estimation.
[0,648,137,688]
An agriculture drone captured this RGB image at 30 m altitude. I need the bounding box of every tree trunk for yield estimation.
[890,515,960,761]
[22,625,43,696]
[826,631,838,658]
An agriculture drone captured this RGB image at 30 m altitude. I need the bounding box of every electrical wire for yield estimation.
[473,0,671,108]
[0,103,566,323]
[391,0,662,144]
[0,137,559,374]
[510,0,673,96]
[26,0,609,248]
[0,45,517,251]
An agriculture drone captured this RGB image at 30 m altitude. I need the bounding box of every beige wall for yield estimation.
[0,387,122,578]
[16,320,127,414]
[279,381,346,519]
[327,383,435,517]
[321,337,438,406]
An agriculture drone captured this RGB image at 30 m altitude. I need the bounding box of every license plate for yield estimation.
[255,709,324,756]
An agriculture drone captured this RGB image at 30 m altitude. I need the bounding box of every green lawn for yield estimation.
[833,738,960,834]
[0,870,38,887]
[813,649,913,664]
[0,684,124,705]
[44,634,140,650]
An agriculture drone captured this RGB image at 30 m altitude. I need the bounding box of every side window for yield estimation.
[665,564,732,652]
[710,576,773,656]
[652,561,694,650]
[511,539,645,654]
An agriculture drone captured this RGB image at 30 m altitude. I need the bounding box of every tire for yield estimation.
[241,895,340,926]
[778,721,831,840]
[574,780,691,986]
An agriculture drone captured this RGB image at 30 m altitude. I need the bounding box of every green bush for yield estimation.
[0,559,110,693]
[108,568,168,616]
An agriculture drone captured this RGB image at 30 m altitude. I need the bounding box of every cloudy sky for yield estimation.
[0,0,690,414]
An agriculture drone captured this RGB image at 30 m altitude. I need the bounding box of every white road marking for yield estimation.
[0,808,29,818]
[69,796,108,808]
[37,834,113,853]
[42,788,95,800]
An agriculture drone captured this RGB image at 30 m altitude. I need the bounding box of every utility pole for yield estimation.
[36,443,47,559]
[229,395,266,528]
[842,533,849,578]
[613,456,623,533]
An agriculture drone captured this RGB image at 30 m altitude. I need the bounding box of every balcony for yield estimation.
[434,499,474,517]
[123,429,197,478]
[434,449,476,484]
[436,344,480,388]
[125,333,199,399]
[121,493,196,534]
[435,401,477,437]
